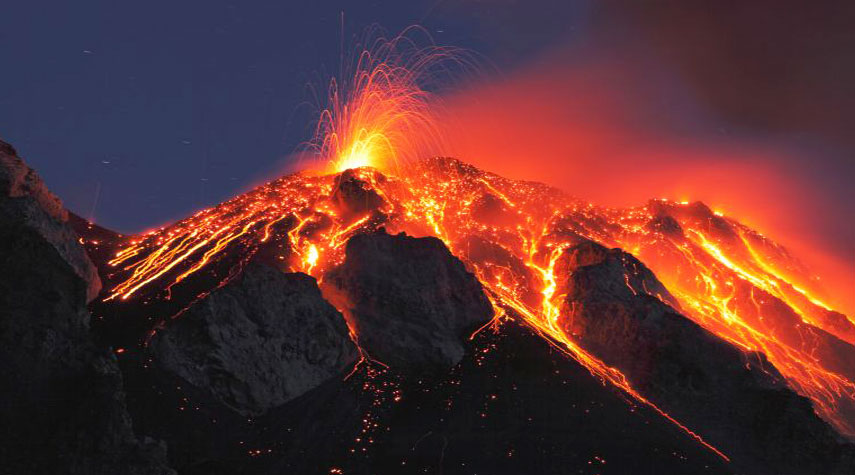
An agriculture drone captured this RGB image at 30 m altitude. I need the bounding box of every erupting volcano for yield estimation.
[79,29,854,468]
[4,26,855,475]
[90,153,855,435]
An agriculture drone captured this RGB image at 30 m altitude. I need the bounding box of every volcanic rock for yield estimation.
[331,168,387,219]
[453,234,543,308]
[236,320,732,475]
[324,229,494,372]
[555,240,855,475]
[150,261,359,416]
[118,318,734,475]
[0,140,173,474]
[0,141,101,301]
[648,199,734,240]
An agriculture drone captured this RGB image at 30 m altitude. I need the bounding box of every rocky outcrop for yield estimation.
[0,141,101,301]
[330,168,387,219]
[555,240,855,475]
[0,139,173,474]
[324,229,494,372]
[150,262,359,416]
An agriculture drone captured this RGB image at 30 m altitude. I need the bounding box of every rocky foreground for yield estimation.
[0,140,173,474]
[2,139,854,474]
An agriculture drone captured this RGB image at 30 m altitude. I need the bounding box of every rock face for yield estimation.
[151,262,359,416]
[556,240,855,475]
[324,230,494,372]
[0,140,173,474]
[0,141,101,301]
[331,168,387,219]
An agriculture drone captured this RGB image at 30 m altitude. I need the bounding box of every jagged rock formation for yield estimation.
[0,140,174,474]
[331,168,387,219]
[68,212,126,279]
[0,141,101,301]
[324,230,494,372]
[150,262,359,416]
[556,240,855,475]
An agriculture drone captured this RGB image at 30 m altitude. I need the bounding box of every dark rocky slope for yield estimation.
[556,240,855,475]
[324,230,495,372]
[0,140,174,474]
[150,262,359,416]
[121,322,737,475]
[236,321,735,475]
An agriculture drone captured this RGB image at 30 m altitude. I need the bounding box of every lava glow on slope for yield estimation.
[94,30,855,462]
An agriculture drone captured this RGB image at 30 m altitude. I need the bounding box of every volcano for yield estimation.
[3,137,855,474]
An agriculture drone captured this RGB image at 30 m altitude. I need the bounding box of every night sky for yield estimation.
[2,1,853,282]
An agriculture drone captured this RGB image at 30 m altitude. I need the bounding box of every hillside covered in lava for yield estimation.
[3,138,855,474]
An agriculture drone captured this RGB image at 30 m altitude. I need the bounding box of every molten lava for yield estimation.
[92,29,855,463]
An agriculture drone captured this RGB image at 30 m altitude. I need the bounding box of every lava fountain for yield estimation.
[303,25,477,175]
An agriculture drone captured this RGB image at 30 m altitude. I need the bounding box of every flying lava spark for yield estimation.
[87,28,855,462]
[302,25,476,175]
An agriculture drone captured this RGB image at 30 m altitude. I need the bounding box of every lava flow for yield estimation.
[90,29,855,462]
